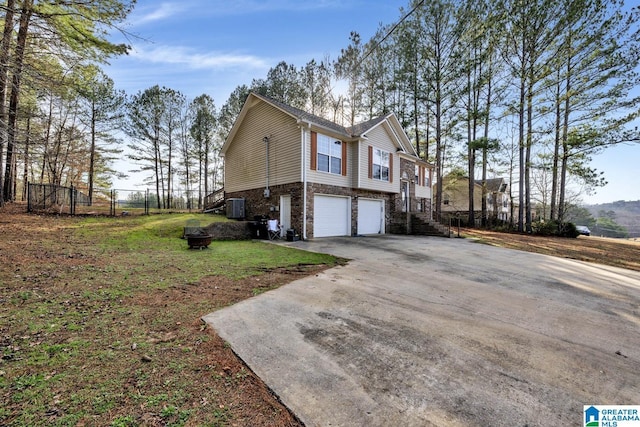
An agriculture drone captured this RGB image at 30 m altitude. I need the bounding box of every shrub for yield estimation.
[531,220,579,238]
[531,220,558,236]
[558,222,579,238]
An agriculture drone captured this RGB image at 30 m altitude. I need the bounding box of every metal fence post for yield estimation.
[70,185,75,215]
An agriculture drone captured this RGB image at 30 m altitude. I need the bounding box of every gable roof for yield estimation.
[442,175,483,189]
[222,92,421,158]
[475,177,507,193]
[251,93,351,138]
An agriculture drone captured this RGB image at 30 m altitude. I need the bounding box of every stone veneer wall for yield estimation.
[227,179,431,239]
[400,157,432,215]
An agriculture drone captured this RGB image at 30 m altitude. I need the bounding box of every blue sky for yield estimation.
[106,0,405,103]
[104,0,639,205]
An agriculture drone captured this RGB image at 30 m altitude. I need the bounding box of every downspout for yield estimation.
[300,123,309,240]
[357,139,361,189]
[263,136,270,198]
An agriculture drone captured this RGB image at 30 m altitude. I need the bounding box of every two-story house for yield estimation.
[221,93,434,239]
[484,177,510,222]
[437,174,511,224]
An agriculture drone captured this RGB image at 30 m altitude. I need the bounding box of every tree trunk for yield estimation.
[481,51,493,228]
[550,72,561,221]
[517,24,526,233]
[0,0,15,205]
[467,70,475,228]
[525,62,534,234]
[197,143,203,210]
[558,49,573,222]
[88,98,96,205]
[525,110,532,233]
[21,114,30,201]
[412,49,420,156]
[435,79,442,219]
[167,129,173,209]
[41,95,53,183]
[518,76,525,232]
[3,0,32,202]
[204,138,209,206]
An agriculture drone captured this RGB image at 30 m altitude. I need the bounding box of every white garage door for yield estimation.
[314,195,350,237]
[358,199,384,235]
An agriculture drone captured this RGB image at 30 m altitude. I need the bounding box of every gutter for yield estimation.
[298,119,310,240]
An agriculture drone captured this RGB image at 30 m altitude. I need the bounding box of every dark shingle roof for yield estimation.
[475,178,506,192]
[347,116,388,136]
[253,92,385,138]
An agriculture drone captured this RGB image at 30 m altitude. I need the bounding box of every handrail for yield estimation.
[204,188,224,209]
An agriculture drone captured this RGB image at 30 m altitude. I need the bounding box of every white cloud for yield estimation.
[218,0,347,13]
[130,2,189,26]
[128,0,348,26]
[155,0,349,17]
[129,45,269,70]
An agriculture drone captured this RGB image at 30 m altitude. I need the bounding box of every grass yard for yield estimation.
[0,205,340,426]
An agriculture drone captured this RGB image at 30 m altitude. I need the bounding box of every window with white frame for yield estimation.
[372,148,390,181]
[317,134,342,174]
[415,165,430,187]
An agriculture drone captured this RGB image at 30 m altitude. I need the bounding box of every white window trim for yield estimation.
[372,147,390,182]
[317,133,342,175]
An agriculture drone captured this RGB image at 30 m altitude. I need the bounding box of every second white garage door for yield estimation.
[357,198,385,235]
[314,195,350,237]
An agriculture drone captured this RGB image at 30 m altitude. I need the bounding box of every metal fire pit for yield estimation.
[185,229,213,249]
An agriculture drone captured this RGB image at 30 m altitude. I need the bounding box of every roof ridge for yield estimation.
[252,92,389,138]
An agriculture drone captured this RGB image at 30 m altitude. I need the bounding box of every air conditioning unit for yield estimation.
[226,198,245,219]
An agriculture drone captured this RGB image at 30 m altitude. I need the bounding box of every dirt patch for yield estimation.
[461,227,640,272]
[0,203,327,426]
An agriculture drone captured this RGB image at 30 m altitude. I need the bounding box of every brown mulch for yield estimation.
[460,227,640,272]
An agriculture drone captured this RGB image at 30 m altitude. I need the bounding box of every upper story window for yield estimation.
[415,164,430,187]
[372,148,390,182]
[317,133,342,175]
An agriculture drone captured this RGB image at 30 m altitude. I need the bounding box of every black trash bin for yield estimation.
[286,228,300,242]
[248,221,259,239]
[253,215,269,240]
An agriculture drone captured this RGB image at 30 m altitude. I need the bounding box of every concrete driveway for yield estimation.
[202,235,640,426]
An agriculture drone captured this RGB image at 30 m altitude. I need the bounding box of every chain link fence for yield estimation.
[27,183,202,215]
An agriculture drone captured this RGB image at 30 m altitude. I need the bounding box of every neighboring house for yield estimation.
[436,174,511,223]
[483,177,510,222]
[220,92,435,239]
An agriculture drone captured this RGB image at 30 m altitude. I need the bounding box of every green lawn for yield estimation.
[1,213,339,426]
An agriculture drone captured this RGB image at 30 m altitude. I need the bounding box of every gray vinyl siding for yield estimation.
[224,102,302,193]
[349,141,359,188]
[358,124,399,194]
